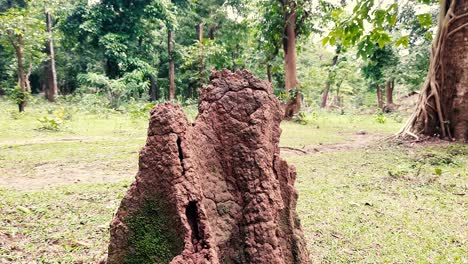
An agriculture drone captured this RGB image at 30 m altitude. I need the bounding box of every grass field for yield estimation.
[0,98,467,263]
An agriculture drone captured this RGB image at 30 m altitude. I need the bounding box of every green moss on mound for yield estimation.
[124,199,184,264]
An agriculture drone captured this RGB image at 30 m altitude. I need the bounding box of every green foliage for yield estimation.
[0,3,47,71]
[362,46,398,87]
[129,102,154,120]
[8,86,31,105]
[397,45,430,92]
[77,71,149,109]
[293,111,319,126]
[0,0,433,112]
[277,88,301,103]
[36,106,73,131]
[323,1,437,59]
[37,115,63,131]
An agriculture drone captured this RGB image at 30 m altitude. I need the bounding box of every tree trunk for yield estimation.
[15,34,27,112]
[25,63,32,93]
[377,84,384,109]
[266,64,272,83]
[149,74,158,101]
[282,7,301,119]
[45,10,58,102]
[197,23,205,89]
[386,79,394,105]
[384,78,396,113]
[208,25,215,40]
[398,0,468,141]
[168,29,176,100]
[283,12,298,91]
[321,82,330,108]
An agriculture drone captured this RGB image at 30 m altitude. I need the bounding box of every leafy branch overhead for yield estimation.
[322,0,436,59]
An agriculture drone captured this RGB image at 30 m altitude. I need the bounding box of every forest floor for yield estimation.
[0,99,466,263]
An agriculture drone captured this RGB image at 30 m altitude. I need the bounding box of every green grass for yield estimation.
[0,182,129,263]
[280,111,403,147]
[0,98,466,263]
[289,145,467,263]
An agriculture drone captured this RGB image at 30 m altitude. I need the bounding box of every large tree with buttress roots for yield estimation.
[397,0,468,141]
[325,0,468,141]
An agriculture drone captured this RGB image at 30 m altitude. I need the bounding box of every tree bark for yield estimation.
[197,23,205,89]
[25,63,32,93]
[266,64,272,83]
[383,79,396,112]
[321,82,330,108]
[398,0,468,141]
[45,10,58,102]
[385,79,394,105]
[377,84,384,109]
[282,2,301,119]
[168,29,176,100]
[149,74,158,101]
[208,25,216,40]
[283,11,299,91]
[14,34,27,112]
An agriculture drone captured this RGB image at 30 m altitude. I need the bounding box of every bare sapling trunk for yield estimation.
[45,10,58,102]
[377,84,384,110]
[168,29,176,100]
[398,0,468,141]
[15,34,27,112]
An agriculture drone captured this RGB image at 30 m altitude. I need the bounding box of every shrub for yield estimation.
[375,112,386,124]
[77,71,149,109]
[8,86,31,106]
[36,107,69,131]
[293,112,319,126]
[37,116,63,131]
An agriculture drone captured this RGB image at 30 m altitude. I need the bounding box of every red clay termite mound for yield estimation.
[107,69,310,264]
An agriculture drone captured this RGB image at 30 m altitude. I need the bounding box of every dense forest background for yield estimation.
[0,0,438,114]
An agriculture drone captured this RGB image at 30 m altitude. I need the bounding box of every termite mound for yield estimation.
[107,69,310,264]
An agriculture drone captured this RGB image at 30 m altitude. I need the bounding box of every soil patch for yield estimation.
[280,132,385,156]
[0,160,136,191]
